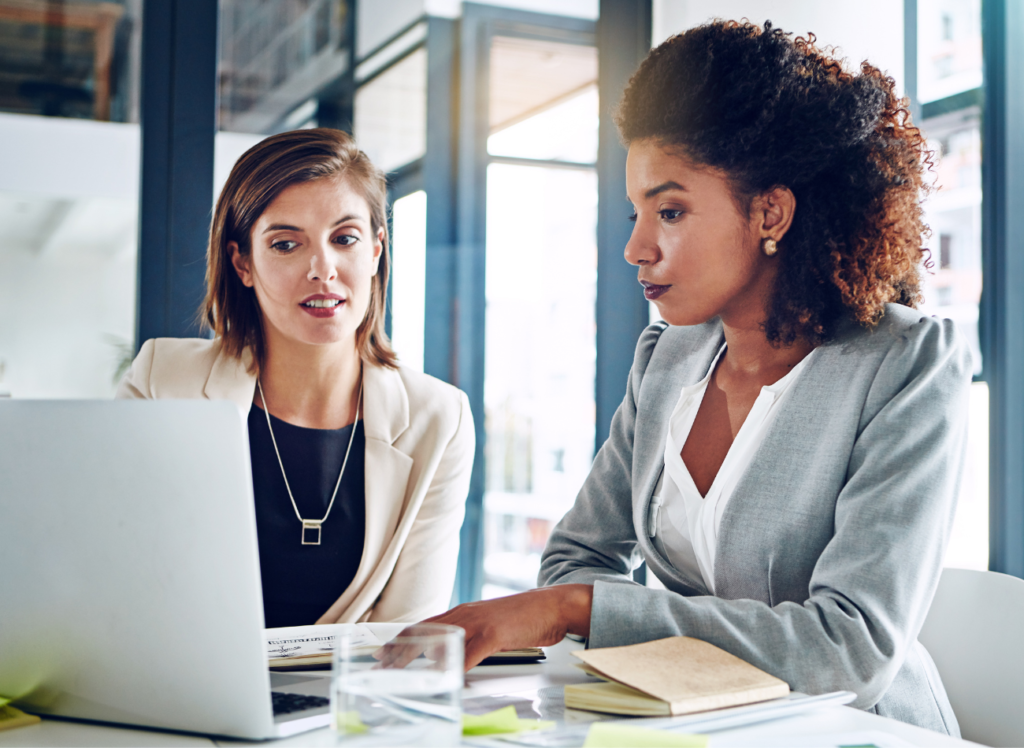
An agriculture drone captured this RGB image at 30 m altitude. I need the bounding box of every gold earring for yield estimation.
[763,238,778,256]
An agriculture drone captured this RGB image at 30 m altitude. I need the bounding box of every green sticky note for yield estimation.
[462,705,555,736]
[463,705,520,735]
[334,710,368,734]
[583,722,708,748]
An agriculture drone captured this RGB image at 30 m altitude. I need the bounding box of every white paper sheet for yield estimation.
[265,623,384,661]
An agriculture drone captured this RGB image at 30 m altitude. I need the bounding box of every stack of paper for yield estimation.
[266,624,384,670]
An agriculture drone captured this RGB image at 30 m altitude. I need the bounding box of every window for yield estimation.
[0,0,143,398]
[390,190,427,372]
[483,163,597,595]
[218,0,349,134]
[482,34,598,599]
[918,0,982,104]
[353,46,426,173]
[918,0,986,571]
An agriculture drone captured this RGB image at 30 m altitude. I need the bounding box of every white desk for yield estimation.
[0,638,981,747]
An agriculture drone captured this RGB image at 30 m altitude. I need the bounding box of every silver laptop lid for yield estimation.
[0,400,277,739]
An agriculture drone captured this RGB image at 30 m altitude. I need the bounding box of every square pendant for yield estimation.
[301,521,322,546]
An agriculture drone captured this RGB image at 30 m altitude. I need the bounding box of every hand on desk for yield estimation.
[375,584,594,671]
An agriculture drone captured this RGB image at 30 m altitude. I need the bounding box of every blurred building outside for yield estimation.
[916,0,986,572]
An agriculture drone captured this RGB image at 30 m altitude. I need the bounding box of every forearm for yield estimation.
[588,580,912,708]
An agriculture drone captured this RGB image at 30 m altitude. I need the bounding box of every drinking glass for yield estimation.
[331,623,463,746]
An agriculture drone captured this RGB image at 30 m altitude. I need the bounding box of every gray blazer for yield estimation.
[539,304,971,736]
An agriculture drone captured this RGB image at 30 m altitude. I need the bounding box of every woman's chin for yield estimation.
[301,329,357,348]
[271,320,357,350]
[656,308,714,328]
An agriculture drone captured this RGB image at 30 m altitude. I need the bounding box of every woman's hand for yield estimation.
[432,584,593,670]
[376,584,593,671]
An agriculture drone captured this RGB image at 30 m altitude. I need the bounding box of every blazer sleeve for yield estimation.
[542,318,972,710]
[538,324,667,587]
[368,390,475,622]
[115,339,156,399]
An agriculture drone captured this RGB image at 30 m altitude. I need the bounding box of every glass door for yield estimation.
[481,34,599,598]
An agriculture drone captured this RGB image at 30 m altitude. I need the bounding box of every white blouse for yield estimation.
[648,345,815,593]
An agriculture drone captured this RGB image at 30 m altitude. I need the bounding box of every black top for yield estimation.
[247,405,365,628]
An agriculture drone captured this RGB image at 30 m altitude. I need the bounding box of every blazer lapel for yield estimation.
[202,345,257,412]
[356,365,413,592]
[713,319,860,597]
[314,364,415,623]
[633,321,724,596]
[362,363,409,445]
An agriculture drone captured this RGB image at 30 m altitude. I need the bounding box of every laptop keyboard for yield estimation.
[272,691,329,715]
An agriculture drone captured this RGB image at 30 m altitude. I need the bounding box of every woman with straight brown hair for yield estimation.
[117,128,474,626]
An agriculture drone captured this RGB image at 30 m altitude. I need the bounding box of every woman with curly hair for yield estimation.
[417,20,969,734]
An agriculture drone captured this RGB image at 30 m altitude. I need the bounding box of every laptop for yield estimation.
[0,399,333,739]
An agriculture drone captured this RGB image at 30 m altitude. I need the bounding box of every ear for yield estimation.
[758,186,797,242]
[229,241,254,288]
[370,227,384,276]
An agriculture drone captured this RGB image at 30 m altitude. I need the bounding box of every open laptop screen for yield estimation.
[0,400,279,739]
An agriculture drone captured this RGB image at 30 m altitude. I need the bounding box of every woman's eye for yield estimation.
[659,209,683,221]
[271,240,298,252]
[628,212,638,223]
[335,234,358,247]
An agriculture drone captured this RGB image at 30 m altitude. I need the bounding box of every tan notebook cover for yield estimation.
[566,636,790,716]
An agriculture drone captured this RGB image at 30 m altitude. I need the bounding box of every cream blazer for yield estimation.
[116,337,474,624]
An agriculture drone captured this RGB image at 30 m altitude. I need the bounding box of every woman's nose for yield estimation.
[307,244,338,282]
[624,218,659,267]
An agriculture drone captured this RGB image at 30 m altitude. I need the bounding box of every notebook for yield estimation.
[0,703,40,732]
[565,636,790,716]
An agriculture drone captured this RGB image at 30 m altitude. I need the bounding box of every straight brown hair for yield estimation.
[202,128,397,372]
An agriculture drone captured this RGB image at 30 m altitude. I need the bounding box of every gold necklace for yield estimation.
[256,378,362,546]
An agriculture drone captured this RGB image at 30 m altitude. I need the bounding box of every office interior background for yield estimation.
[0,0,1020,604]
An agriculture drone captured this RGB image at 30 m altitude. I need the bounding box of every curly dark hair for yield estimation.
[616,20,932,345]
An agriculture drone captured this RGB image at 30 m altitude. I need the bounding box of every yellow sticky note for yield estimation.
[583,722,708,748]
[462,705,555,736]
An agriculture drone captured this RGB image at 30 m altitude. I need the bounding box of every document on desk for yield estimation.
[265,623,384,669]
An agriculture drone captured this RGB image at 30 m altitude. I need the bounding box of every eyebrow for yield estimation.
[261,214,366,234]
[644,181,687,200]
